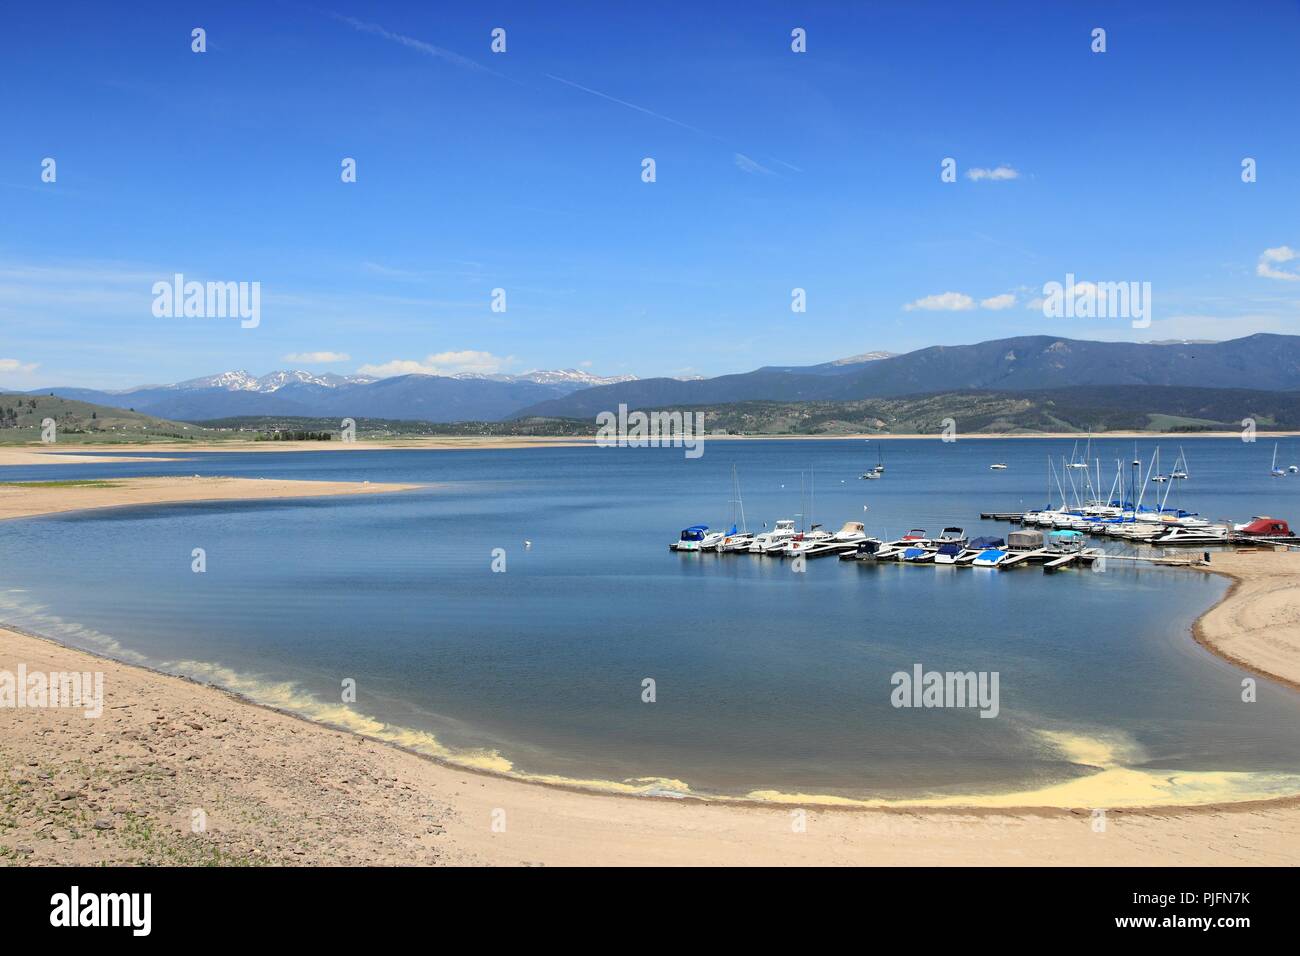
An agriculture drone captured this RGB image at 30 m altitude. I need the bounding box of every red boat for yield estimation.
[1233,516,1300,544]
[1238,517,1292,537]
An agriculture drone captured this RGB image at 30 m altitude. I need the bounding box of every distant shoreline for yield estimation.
[2,429,1298,466]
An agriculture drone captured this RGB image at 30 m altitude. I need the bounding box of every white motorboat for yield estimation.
[670,525,722,551]
[1147,525,1229,546]
[748,519,798,554]
[782,525,834,556]
[716,529,755,552]
[972,548,1009,567]
[936,526,968,547]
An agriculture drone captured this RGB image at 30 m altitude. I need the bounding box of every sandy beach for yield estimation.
[0,475,420,522]
[1195,550,1300,690]
[2,624,1298,866]
[1,475,1299,865]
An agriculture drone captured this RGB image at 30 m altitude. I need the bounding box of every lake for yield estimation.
[3,436,1300,805]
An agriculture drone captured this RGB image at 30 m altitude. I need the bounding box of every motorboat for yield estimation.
[1147,525,1229,546]
[716,527,755,552]
[934,543,963,564]
[844,539,885,561]
[989,463,1008,470]
[936,527,968,547]
[795,523,872,558]
[748,519,798,554]
[670,525,722,551]
[782,525,834,556]
[972,548,1009,567]
[1007,529,1044,551]
[902,547,934,563]
[1046,529,1086,553]
[1232,517,1300,543]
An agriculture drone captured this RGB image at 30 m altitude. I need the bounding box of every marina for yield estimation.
[672,442,1300,574]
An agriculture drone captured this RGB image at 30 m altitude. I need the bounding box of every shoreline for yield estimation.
[3,477,1300,863]
[2,429,1297,466]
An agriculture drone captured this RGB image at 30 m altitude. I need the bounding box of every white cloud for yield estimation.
[357,350,514,379]
[965,166,1020,182]
[0,358,39,375]
[283,351,350,363]
[980,293,1016,310]
[1257,246,1300,281]
[734,153,774,175]
[903,292,976,312]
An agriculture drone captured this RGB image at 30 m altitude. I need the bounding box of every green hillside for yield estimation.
[0,393,218,444]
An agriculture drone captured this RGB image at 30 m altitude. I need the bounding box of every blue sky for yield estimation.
[2,0,1298,389]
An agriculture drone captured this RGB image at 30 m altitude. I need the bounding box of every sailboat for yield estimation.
[1170,446,1188,480]
[860,442,884,479]
[1067,434,1092,470]
[1271,443,1287,478]
[783,470,833,555]
[717,465,755,551]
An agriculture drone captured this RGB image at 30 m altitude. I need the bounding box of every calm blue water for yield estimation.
[3,437,1300,801]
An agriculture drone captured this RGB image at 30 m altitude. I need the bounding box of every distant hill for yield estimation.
[192,386,1300,438]
[195,415,595,438]
[515,334,1300,419]
[643,385,1300,435]
[0,393,215,442]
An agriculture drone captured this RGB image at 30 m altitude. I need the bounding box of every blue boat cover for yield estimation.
[969,536,1005,549]
[975,549,1006,561]
[937,544,962,556]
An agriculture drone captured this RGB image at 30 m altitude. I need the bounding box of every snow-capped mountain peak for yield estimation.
[169,370,376,393]
[510,368,637,386]
[449,368,637,386]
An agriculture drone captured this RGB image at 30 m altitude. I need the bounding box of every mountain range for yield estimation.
[25,334,1300,424]
[514,334,1300,418]
[32,368,636,423]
